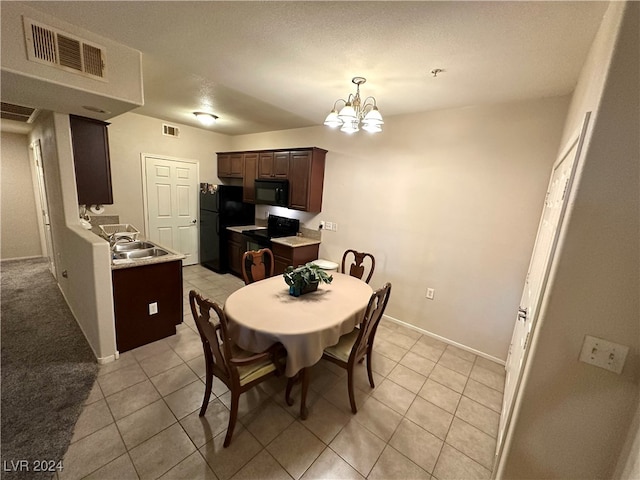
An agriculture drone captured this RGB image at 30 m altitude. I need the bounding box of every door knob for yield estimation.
[191,219,197,224]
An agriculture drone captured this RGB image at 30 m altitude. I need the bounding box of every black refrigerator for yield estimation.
[200,184,255,273]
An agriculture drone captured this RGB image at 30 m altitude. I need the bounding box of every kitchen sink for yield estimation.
[113,247,170,260]
[112,241,155,252]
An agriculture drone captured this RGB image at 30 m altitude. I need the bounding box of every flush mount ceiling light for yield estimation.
[324,77,384,134]
[193,111,218,126]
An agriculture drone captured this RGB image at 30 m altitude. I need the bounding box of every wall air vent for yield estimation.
[1,102,39,123]
[163,124,180,137]
[23,17,107,81]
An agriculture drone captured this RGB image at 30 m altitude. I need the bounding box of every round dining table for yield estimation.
[224,272,373,418]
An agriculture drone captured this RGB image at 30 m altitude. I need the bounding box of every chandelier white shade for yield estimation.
[324,77,384,134]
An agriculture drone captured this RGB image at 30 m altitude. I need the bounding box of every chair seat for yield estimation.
[231,345,277,385]
[323,328,360,362]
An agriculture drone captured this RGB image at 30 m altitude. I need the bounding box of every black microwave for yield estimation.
[254,179,289,207]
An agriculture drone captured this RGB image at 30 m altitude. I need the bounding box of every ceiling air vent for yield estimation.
[163,124,180,138]
[1,102,39,123]
[23,17,107,81]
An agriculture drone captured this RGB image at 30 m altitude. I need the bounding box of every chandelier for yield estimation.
[324,77,384,134]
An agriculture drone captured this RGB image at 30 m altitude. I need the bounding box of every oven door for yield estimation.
[254,179,289,206]
[246,239,265,252]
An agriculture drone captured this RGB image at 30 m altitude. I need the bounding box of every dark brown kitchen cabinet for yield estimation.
[227,231,245,276]
[258,151,289,179]
[218,153,244,178]
[112,261,182,353]
[69,115,113,205]
[288,148,326,212]
[271,242,320,275]
[218,147,326,212]
[242,153,258,202]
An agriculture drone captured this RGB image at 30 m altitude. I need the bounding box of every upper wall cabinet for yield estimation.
[242,153,258,203]
[217,153,244,178]
[258,151,290,179]
[70,115,113,205]
[217,147,327,212]
[288,148,326,212]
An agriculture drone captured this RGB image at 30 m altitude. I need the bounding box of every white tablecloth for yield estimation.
[225,273,373,377]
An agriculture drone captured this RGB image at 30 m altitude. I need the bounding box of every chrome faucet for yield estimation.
[110,235,136,249]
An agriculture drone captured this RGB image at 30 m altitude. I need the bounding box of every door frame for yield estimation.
[140,153,200,261]
[29,139,56,277]
[493,111,592,477]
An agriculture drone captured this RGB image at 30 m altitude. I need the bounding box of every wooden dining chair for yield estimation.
[321,282,392,413]
[242,248,275,285]
[189,290,284,447]
[341,249,375,284]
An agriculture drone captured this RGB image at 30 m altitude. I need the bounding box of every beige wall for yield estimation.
[104,112,231,236]
[230,96,570,361]
[501,2,639,478]
[29,112,116,362]
[0,132,42,259]
[1,2,143,116]
[614,401,640,479]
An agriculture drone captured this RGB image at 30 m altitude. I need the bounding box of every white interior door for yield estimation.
[31,140,56,277]
[144,155,199,266]
[495,112,591,463]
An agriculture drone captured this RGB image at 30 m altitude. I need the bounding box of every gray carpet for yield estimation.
[1,258,98,480]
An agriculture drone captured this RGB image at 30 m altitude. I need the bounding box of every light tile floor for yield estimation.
[59,264,505,480]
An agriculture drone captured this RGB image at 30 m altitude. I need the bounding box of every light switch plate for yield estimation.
[579,335,629,374]
[149,302,158,315]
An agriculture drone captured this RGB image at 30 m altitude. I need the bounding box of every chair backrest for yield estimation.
[350,283,392,362]
[242,248,275,285]
[341,249,376,284]
[189,290,238,386]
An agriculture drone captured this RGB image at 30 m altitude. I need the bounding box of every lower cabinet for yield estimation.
[227,231,245,277]
[112,261,182,353]
[272,243,320,275]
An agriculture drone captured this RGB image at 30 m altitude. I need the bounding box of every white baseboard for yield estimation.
[97,353,116,364]
[382,313,506,366]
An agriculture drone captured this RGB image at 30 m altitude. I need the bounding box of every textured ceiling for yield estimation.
[12,1,609,135]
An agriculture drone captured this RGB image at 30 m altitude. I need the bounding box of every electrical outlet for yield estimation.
[319,221,325,230]
[426,288,435,300]
[149,302,158,315]
[579,335,629,374]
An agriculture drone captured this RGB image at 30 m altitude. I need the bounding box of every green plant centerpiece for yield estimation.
[283,262,333,297]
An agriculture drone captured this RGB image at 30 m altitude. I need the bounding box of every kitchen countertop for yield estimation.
[271,236,321,247]
[227,225,266,234]
[227,225,321,248]
[111,240,186,270]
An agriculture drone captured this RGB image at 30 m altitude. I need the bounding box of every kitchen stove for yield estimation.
[242,214,299,249]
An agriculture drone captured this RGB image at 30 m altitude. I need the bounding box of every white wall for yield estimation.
[230,96,570,361]
[614,400,640,479]
[501,2,639,478]
[29,112,116,362]
[0,132,42,259]
[104,112,231,235]
[1,2,143,118]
